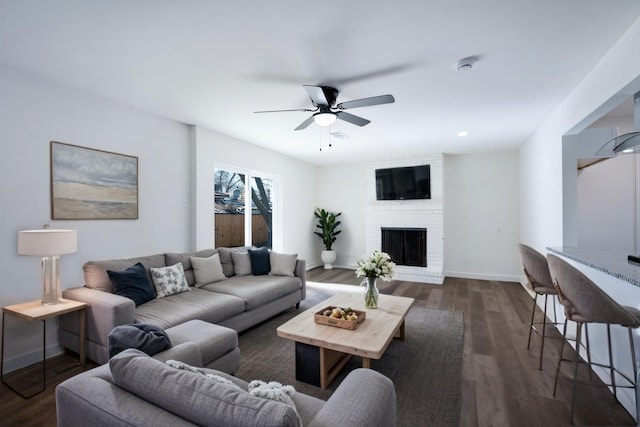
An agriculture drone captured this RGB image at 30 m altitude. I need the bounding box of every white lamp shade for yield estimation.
[313,112,337,126]
[18,229,77,256]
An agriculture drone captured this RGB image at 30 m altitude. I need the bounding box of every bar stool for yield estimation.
[518,244,561,369]
[547,254,640,423]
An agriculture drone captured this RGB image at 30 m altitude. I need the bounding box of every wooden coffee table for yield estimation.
[276,292,414,389]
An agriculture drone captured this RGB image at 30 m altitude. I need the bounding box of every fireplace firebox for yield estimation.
[381,227,427,267]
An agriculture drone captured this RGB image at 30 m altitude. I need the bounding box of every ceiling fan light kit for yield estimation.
[313,111,337,126]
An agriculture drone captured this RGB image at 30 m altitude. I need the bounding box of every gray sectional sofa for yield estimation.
[58,247,306,364]
[56,346,397,427]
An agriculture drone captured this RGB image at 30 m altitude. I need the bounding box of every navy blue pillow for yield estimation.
[107,263,156,306]
[248,247,270,276]
[108,324,171,358]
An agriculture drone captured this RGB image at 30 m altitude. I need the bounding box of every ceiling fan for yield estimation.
[255,85,395,131]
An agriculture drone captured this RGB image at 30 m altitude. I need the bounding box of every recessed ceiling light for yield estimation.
[457,131,469,137]
[623,148,634,153]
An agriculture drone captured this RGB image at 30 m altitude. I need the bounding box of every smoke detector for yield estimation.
[456,56,478,72]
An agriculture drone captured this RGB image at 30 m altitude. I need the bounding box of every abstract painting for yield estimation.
[50,141,138,219]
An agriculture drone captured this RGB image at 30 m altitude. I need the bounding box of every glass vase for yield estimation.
[364,277,379,309]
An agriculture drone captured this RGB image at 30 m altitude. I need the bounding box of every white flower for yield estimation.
[355,251,395,281]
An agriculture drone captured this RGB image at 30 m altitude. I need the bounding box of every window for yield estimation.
[214,167,276,249]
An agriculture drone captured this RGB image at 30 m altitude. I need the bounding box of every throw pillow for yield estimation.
[190,253,226,287]
[107,262,156,306]
[216,247,235,277]
[166,359,205,375]
[166,360,240,387]
[269,251,298,276]
[108,324,172,358]
[248,380,302,426]
[231,251,252,276]
[150,263,190,298]
[248,247,270,276]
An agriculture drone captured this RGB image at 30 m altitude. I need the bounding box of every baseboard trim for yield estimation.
[2,343,64,374]
[306,263,356,271]
[444,271,522,283]
[307,264,521,284]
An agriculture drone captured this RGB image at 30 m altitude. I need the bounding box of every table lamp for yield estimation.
[18,226,77,305]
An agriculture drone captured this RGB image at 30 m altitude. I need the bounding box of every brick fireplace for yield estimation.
[366,154,443,284]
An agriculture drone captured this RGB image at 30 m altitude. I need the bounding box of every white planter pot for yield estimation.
[321,250,337,269]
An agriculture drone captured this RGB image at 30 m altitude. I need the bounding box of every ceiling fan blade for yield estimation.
[294,116,315,131]
[336,111,371,127]
[255,108,315,113]
[337,94,395,110]
[303,85,329,106]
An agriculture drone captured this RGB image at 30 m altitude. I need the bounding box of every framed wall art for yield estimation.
[50,141,139,220]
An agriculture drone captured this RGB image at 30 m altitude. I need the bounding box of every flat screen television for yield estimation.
[375,164,431,200]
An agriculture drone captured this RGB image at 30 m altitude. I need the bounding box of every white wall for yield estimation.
[192,126,317,263]
[316,151,522,283]
[579,115,639,253]
[0,65,191,368]
[520,17,640,253]
[315,163,367,269]
[444,151,521,281]
[562,127,616,246]
[577,154,636,251]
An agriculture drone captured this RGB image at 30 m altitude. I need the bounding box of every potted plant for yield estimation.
[314,208,342,269]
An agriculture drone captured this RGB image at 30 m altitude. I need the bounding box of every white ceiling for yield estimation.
[1,1,640,165]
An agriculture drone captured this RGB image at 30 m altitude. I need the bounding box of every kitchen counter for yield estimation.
[546,246,640,287]
[546,246,640,421]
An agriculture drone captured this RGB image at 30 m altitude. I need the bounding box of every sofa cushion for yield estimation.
[135,288,245,330]
[110,349,301,427]
[165,249,217,286]
[231,251,252,276]
[216,247,235,277]
[191,253,226,286]
[108,323,172,358]
[269,252,298,277]
[165,320,238,369]
[107,263,156,306]
[84,254,166,293]
[150,263,190,298]
[165,361,302,425]
[248,247,270,276]
[202,275,302,311]
[218,246,255,277]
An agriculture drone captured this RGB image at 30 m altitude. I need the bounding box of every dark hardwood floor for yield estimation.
[0,269,635,426]
[307,268,635,427]
[0,353,95,426]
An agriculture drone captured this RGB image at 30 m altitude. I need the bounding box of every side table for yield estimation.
[1,298,87,398]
